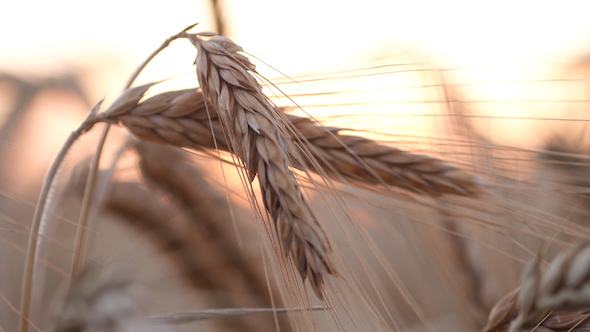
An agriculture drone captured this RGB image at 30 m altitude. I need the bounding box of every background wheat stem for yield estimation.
[68,127,110,281]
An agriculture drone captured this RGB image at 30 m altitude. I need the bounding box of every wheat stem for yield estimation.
[68,125,110,281]
[21,83,155,332]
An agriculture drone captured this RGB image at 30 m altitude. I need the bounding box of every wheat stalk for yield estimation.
[18,100,103,332]
[96,88,483,196]
[19,82,162,332]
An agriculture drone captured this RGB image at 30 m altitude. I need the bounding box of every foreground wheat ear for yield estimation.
[190,32,337,299]
[96,88,483,196]
[483,246,590,332]
[49,265,157,332]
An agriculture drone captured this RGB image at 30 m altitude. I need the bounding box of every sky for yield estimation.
[4,1,590,74]
[3,0,590,149]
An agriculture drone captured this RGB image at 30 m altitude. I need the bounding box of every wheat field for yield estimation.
[3,4,590,332]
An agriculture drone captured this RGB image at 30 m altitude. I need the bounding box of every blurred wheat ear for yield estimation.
[65,140,290,332]
[97,88,484,197]
[189,33,337,298]
[49,264,147,332]
[482,246,590,332]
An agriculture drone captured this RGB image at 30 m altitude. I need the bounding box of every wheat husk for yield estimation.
[65,146,289,331]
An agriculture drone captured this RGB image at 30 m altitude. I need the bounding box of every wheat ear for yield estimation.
[104,182,282,332]
[133,140,273,303]
[133,141,290,323]
[19,82,160,332]
[185,33,336,299]
[97,88,482,196]
[286,114,482,196]
[483,246,590,332]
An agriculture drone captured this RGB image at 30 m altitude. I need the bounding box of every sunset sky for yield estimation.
[3,1,590,73]
[3,0,590,149]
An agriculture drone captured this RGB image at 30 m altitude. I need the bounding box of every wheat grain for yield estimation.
[483,291,590,332]
[93,75,484,297]
[286,113,483,196]
[186,33,337,299]
[17,26,487,330]
[93,79,483,301]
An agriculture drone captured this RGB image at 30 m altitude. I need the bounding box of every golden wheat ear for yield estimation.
[284,114,484,196]
[185,33,335,299]
[97,88,484,197]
